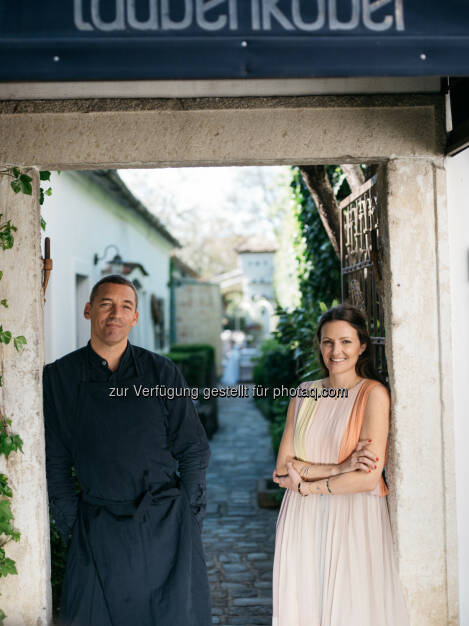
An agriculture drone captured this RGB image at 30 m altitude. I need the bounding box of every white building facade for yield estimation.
[235,242,277,339]
[42,170,178,363]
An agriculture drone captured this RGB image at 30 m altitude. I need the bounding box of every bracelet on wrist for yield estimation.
[326,478,333,494]
[298,481,307,497]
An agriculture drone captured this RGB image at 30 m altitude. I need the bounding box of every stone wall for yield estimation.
[0,171,51,625]
[0,95,444,169]
[0,94,457,625]
[175,280,223,377]
[381,159,457,626]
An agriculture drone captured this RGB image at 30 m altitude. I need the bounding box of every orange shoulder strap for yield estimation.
[338,379,389,497]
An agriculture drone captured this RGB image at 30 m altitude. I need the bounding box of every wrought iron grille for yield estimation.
[339,175,387,381]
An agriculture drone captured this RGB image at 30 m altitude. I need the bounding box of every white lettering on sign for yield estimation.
[328,0,359,30]
[74,0,405,33]
[395,0,405,30]
[251,0,261,30]
[196,0,225,31]
[74,0,93,30]
[262,0,294,30]
[127,0,159,30]
[91,0,125,30]
[363,0,393,31]
[292,0,325,31]
[161,0,193,29]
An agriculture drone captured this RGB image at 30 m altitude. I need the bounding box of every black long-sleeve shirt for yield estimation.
[43,341,210,544]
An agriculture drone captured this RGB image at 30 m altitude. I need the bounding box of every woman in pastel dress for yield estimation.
[272,304,409,626]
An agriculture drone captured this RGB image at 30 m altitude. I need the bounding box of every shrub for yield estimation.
[252,338,297,421]
[170,343,215,373]
[260,167,342,454]
[269,396,291,455]
[167,345,219,439]
[166,350,207,388]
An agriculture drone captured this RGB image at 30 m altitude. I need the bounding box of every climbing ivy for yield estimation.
[254,166,346,453]
[0,167,51,623]
[273,166,345,378]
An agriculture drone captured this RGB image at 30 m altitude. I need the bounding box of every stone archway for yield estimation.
[0,94,457,625]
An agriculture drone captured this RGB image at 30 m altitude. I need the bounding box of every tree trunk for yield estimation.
[299,164,374,259]
[299,165,341,257]
[340,164,365,190]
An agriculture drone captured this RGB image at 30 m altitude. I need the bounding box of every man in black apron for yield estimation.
[43,274,211,626]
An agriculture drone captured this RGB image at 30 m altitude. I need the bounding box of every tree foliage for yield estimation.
[273,166,344,379]
[255,166,347,453]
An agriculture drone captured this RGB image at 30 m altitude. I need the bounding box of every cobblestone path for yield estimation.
[202,391,279,626]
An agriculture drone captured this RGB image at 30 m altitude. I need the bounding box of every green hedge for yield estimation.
[166,350,207,388]
[170,343,215,370]
[252,338,299,453]
[256,167,343,455]
[269,396,291,455]
[167,344,219,439]
[252,338,297,421]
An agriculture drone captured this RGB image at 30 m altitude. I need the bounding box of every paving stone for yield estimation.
[219,553,242,562]
[233,597,272,607]
[225,572,256,583]
[246,617,272,625]
[221,563,249,573]
[254,581,272,589]
[251,560,276,571]
[201,392,278,625]
[211,608,224,615]
[246,552,269,561]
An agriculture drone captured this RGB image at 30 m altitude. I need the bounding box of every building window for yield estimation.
[151,294,165,350]
[75,274,90,349]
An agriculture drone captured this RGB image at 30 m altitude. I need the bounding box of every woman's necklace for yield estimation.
[326,376,362,390]
[345,376,362,390]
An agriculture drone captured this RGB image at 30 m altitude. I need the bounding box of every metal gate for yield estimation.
[339,175,387,380]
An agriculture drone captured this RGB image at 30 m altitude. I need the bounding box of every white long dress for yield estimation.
[272,379,410,626]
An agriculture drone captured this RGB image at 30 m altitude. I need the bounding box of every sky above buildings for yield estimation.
[119,166,291,240]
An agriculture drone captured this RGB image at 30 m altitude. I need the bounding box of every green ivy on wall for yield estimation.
[0,167,51,624]
[254,166,347,453]
[273,166,345,378]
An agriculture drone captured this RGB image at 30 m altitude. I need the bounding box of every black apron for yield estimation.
[60,346,211,626]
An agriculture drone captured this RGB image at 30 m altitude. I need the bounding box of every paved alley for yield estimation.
[202,391,280,626]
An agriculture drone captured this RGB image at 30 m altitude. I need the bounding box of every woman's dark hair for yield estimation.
[89,274,138,309]
[316,303,382,383]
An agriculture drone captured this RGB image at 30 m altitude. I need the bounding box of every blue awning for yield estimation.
[1,1,469,81]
